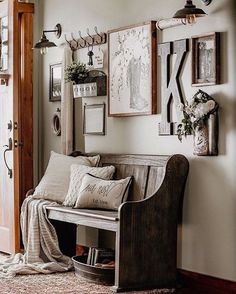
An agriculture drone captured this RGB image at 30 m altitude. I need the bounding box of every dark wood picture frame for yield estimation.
[83,103,105,135]
[192,32,220,86]
[108,21,157,117]
[49,62,62,102]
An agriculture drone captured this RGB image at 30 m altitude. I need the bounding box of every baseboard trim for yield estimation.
[178,269,236,294]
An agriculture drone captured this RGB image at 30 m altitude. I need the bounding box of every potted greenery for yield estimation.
[65,61,89,98]
[177,90,219,156]
[65,61,89,85]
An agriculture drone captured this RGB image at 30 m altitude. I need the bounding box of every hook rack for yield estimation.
[64,27,106,51]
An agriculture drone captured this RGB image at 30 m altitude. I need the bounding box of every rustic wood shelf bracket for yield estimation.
[0,73,10,86]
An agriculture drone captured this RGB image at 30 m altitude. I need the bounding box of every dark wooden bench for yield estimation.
[45,153,189,292]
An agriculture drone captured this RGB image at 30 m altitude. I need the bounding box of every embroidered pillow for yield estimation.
[63,164,116,207]
[74,173,132,210]
[32,151,100,203]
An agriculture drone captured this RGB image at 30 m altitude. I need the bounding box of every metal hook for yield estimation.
[94,26,103,44]
[65,34,76,52]
[86,28,94,46]
[78,30,87,48]
[71,32,79,47]
[64,34,72,47]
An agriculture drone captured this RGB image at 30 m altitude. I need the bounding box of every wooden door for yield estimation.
[0,0,34,254]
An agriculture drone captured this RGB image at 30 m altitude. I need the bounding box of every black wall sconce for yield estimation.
[34,23,62,55]
[173,0,212,24]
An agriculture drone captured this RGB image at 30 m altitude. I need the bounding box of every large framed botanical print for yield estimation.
[108,21,157,117]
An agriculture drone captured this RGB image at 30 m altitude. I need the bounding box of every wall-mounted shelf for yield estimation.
[0,73,10,86]
[73,70,107,98]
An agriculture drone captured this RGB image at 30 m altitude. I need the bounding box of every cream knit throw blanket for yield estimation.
[0,196,73,278]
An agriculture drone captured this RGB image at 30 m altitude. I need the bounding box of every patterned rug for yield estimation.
[0,253,175,294]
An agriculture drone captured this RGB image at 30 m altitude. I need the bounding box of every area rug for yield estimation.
[0,253,175,294]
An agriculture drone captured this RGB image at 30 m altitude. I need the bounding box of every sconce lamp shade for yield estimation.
[33,24,62,55]
[173,0,207,24]
[34,33,57,49]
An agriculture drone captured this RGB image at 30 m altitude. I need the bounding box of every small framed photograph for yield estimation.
[192,32,220,86]
[0,16,8,72]
[83,103,105,135]
[108,21,157,117]
[49,63,62,102]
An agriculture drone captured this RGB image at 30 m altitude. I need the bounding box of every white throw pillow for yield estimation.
[32,151,100,203]
[63,164,116,207]
[74,173,132,210]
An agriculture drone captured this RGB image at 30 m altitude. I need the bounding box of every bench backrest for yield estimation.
[99,154,171,201]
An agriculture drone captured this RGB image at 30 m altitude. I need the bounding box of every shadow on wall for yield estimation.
[213,91,236,156]
[177,156,236,271]
[220,32,228,85]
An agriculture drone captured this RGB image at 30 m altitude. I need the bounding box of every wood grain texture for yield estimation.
[44,153,189,291]
[145,166,165,197]
[12,0,34,254]
[47,207,118,232]
[178,269,236,294]
[114,154,189,292]
[18,11,34,208]
[47,206,119,221]
[158,39,189,135]
[0,0,34,254]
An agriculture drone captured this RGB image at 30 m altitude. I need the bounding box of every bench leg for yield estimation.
[111,220,177,292]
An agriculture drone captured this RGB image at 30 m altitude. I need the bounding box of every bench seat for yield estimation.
[41,153,189,292]
[46,206,119,232]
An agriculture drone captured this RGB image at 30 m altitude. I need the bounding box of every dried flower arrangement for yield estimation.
[177,90,219,142]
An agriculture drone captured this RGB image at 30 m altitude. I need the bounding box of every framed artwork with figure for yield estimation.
[108,21,157,117]
[192,32,220,86]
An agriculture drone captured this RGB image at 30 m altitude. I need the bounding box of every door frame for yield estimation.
[11,0,34,253]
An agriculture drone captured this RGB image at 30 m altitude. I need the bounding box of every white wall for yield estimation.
[38,0,236,282]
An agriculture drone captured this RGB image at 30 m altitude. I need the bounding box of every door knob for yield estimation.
[3,137,13,150]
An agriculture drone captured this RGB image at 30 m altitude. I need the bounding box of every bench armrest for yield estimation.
[115,155,189,288]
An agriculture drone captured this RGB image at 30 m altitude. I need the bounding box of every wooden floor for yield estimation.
[176,285,225,294]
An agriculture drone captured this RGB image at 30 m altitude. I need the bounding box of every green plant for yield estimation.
[64,62,88,84]
[177,90,218,142]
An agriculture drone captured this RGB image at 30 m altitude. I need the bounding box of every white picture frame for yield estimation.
[83,103,105,135]
[108,21,157,117]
